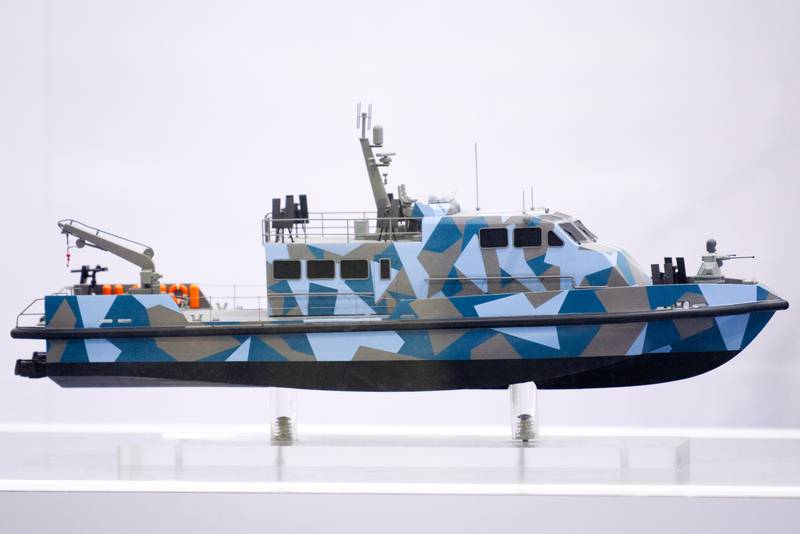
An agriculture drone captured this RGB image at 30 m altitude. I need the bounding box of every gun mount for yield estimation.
[70,264,108,294]
[694,238,755,282]
[58,219,163,293]
[269,194,309,243]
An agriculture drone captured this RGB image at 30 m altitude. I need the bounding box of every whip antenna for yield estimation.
[474,142,480,211]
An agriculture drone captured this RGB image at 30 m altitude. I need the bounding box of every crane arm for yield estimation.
[58,219,162,292]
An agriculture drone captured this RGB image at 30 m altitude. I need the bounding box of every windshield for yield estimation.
[559,222,588,243]
[574,220,597,241]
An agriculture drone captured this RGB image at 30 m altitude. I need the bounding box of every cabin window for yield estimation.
[547,231,564,247]
[574,220,597,241]
[380,258,391,280]
[559,222,588,243]
[513,227,542,247]
[307,259,335,279]
[341,259,369,280]
[479,228,508,248]
[273,260,301,280]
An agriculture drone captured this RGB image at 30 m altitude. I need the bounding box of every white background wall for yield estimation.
[1,0,798,429]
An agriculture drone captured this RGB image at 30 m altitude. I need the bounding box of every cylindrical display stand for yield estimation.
[269,387,298,443]
[509,381,538,442]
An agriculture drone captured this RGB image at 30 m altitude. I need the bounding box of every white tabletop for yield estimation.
[1,423,799,498]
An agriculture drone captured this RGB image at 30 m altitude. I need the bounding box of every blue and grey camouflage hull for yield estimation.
[31,282,783,390]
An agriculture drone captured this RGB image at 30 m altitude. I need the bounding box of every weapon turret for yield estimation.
[694,238,755,282]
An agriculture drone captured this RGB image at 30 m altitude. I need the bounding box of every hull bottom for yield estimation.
[35,351,740,391]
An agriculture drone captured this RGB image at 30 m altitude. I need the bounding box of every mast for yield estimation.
[357,103,391,218]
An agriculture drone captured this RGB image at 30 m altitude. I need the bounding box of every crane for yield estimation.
[58,219,163,294]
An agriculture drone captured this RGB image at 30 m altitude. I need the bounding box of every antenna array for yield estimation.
[356,103,372,138]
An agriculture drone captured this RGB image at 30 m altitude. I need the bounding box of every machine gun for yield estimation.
[70,264,108,294]
[58,219,163,294]
[694,239,754,282]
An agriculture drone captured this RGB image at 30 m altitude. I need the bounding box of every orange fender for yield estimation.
[189,284,201,309]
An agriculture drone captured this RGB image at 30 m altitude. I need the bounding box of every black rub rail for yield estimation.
[9,299,789,341]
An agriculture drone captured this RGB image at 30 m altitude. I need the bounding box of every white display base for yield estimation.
[1,424,799,498]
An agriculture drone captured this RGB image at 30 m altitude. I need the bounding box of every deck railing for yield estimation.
[262,211,422,244]
[16,274,614,328]
[15,298,47,328]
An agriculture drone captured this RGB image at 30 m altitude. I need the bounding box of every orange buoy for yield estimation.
[188,284,201,309]
[113,284,124,295]
[168,283,189,306]
[159,283,167,294]
[101,284,112,295]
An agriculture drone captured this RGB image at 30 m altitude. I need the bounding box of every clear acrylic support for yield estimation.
[268,387,298,443]
[509,381,538,441]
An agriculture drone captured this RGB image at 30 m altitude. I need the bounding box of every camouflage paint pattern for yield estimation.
[43,282,781,363]
[36,206,785,370]
[264,213,650,317]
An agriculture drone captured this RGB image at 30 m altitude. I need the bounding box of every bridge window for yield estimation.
[273,260,301,280]
[559,222,588,243]
[479,228,508,248]
[307,259,335,279]
[547,231,564,247]
[574,220,597,241]
[341,259,369,280]
[513,227,542,247]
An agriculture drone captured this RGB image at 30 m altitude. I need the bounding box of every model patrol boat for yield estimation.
[11,109,789,391]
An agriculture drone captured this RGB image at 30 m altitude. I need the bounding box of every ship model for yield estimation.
[12,108,789,392]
